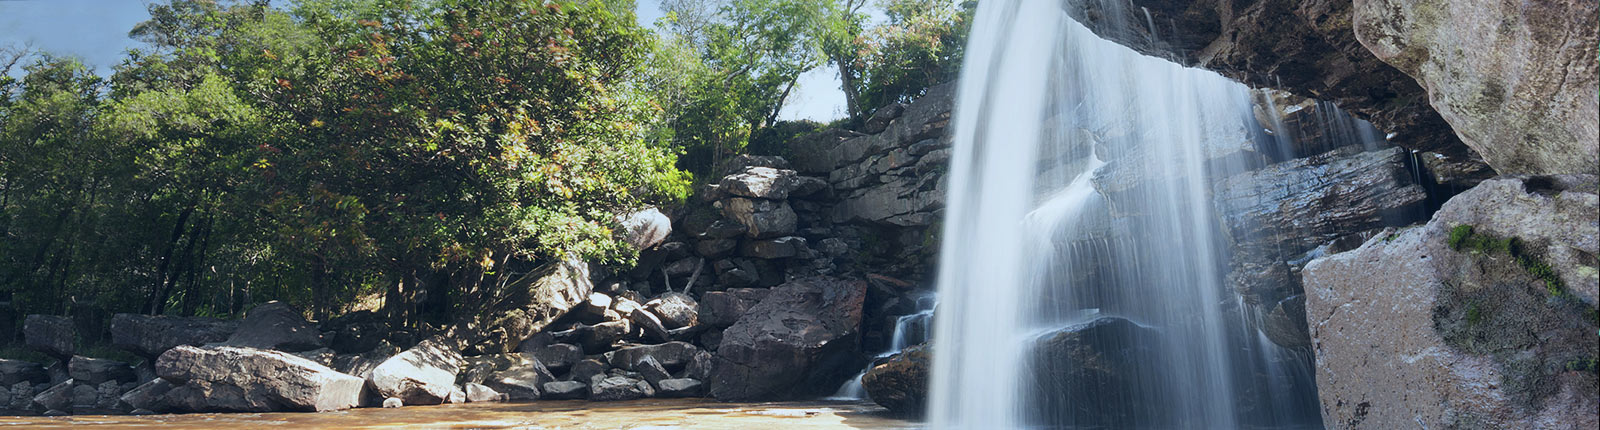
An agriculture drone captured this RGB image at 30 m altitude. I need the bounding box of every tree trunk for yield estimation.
[148,203,197,314]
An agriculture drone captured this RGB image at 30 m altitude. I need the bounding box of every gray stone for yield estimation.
[567,359,609,385]
[861,103,907,134]
[718,155,791,176]
[8,381,37,412]
[710,277,867,401]
[573,321,629,354]
[701,220,748,239]
[463,382,504,402]
[527,343,583,374]
[712,259,761,288]
[366,337,463,406]
[109,313,237,358]
[0,359,48,386]
[697,288,770,327]
[24,315,74,359]
[720,167,803,200]
[634,355,671,387]
[1027,317,1165,426]
[541,380,588,400]
[572,292,612,323]
[483,356,555,400]
[604,342,703,372]
[617,207,673,250]
[156,345,363,412]
[627,308,671,343]
[501,259,595,350]
[589,376,651,401]
[862,344,929,414]
[67,356,134,385]
[695,238,738,258]
[739,236,806,259]
[224,301,324,352]
[382,397,402,408]
[31,380,72,412]
[1262,295,1310,348]
[645,293,698,330]
[719,197,797,239]
[656,378,704,398]
[118,378,173,412]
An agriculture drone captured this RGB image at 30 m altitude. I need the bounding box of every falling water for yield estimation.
[930,0,1324,428]
[831,294,937,400]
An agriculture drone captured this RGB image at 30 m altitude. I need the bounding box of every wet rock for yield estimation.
[367,337,464,406]
[118,378,172,412]
[0,359,48,386]
[710,277,867,401]
[225,301,324,352]
[1303,175,1600,429]
[463,382,504,402]
[483,356,555,401]
[541,381,588,400]
[719,198,797,239]
[604,342,703,372]
[110,314,237,359]
[1262,295,1310,348]
[697,288,770,328]
[589,375,652,401]
[67,356,134,385]
[656,378,705,398]
[1028,317,1165,427]
[618,207,673,250]
[862,344,929,414]
[645,293,699,330]
[24,315,74,360]
[157,345,363,412]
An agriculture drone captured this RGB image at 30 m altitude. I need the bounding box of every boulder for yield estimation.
[618,207,673,250]
[573,321,630,354]
[634,355,671,387]
[320,310,387,354]
[366,337,464,406]
[701,220,748,239]
[568,359,610,384]
[718,155,791,176]
[0,359,49,386]
[712,259,761,288]
[861,103,907,134]
[382,397,402,408]
[861,344,930,414]
[573,293,613,323]
[645,293,698,330]
[67,356,135,385]
[109,313,237,359]
[463,382,505,402]
[589,375,652,401]
[739,236,806,259]
[156,345,364,412]
[330,341,398,379]
[527,343,583,374]
[505,259,595,341]
[23,315,74,360]
[32,380,73,413]
[483,356,556,401]
[698,288,771,327]
[541,381,588,400]
[1303,175,1599,429]
[681,350,715,381]
[656,378,704,398]
[224,301,324,352]
[1353,0,1598,176]
[720,167,802,200]
[604,342,703,371]
[710,277,867,400]
[1262,295,1310,348]
[695,238,738,259]
[1027,317,1165,427]
[718,198,798,239]
[117,378,173,412]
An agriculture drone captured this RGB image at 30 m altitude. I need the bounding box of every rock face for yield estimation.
[225,301,324,352]
[1027,317,1166,427]
[24,315,74,359]
[366,338,464,406]
[861,344,929,414]
[710,277,867,400]
[1303,175,1599,429]
[110,314,237,358]
[1352,0,1598,176]
[155,345,364,412]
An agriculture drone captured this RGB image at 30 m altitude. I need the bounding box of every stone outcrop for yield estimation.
[110,314,237,359]
[156,345,364,412]
[709,276,866,401]
[1352,0,1598,176]
[1303,175,1599,429]
[861,344,929,414]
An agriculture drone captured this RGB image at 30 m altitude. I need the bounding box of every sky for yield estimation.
[0,0,847,122]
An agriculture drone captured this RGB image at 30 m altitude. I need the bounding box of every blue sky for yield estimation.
[0,0,846,121]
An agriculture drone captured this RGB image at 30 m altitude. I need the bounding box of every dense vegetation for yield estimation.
[0,0,969,332]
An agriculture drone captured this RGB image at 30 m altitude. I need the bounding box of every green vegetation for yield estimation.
[0,0,970,329]
[1447,224,1569,298]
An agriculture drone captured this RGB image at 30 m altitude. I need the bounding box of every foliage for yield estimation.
[844,0,973,117]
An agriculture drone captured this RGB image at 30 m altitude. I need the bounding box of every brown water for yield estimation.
[0,400,919,429]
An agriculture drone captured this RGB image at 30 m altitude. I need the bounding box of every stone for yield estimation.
[23,315,74,360]
[293,348,337,367]
[701,220,748,239]
[156,345,363,412]
[484,356,555,400]
[627,308,671,343]
[573,321,630,354]
[739,236,806,259]
[527,343,583,374]
[574,292,613,323]
[717,155,791,176]
[656,378,704,398]
[109,314,237,359]
[7,381,37,412]
[712,259,761,288]
[697,288,769,327]
[330,341,398,379]
[90,380,124,411]
[604,342,703,371]
[32,380,73,412]
[118,378,173,412]
[320,310,387,354]
[1028,317,1166,427]
[589,376,651,401]
[719,197,798,239]
[67,356,134,385]
[1262,295,1310,348]
[567,359,609,384]
[710,277,867,401]
[861,103,907,134]
[0,359,48,386]
[366,337,464,406]
[633,355,671,387]
[618,207,673,250]
[1303,175,1599,429]
[382,397,402,408]
[720,167,803,200]
[790,176,830,198]
[1353,0,1598,176]
[862,344,929,414]
[501,259,595,349]
[225,301,324,352]
[645,293,698,330]
[662,257,702,277]
[681,350,715,381]
[695,238,738,258]
[463,382,504,402]
[541,381,588,400]
[70,383,97,409]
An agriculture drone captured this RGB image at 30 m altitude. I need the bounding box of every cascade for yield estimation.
[830,293,937,400]
[929,0,1327,428]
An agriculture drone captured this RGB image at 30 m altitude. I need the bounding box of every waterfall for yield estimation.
[830,293,937,401]
[930,0,1324,428]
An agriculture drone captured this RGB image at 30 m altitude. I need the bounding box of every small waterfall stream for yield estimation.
[830,294,937,400]
[930,0,1328,428]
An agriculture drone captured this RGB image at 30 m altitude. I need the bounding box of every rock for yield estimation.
[0,359,48,386]
[681,350,715,381]
[118,378,172,412]
[712,259,761,288]
[541,381,588,400]
[1353,0,1598,176]
[463,383,504,402]
[7,381,36,412]
[225,301,324,352]
[23,315,74,360]
[634,356,671,387]
[1303,175,1599,429]
[32,380,72,412]
[645,293,699,330]
[330,341,398,379]
[698,288,770,327]
[589,376,651,401]
[701,220,748,239]
[662,257,703,277]
[67,356,134,385]
[720,167,802,200]
[1028,317,1165,427]
[618,207,673,250]
[695,238,738,258]
[382,397,402,408]
[604,342,703,371]
[70,383,97,409]
[861,344,930,414]
[627,308,671,343]
[862,103,907,134]
[90,380,124,411]
[719,198,797,239]
[527,343,583,374]
[483,361,554,400]
[573,321,630,354]
[718,155,791,176]
[506,259,595,341]
[1418,151,1496,190]
[567,359,609,384]
[293,348,337,367]
[156,345,363,412]
[574,293,613,323]
[656,378,704,398]
[1262,295,1310,348]
[320,310,387,354]
[739,236,806,259]
[129,408,154,415]
[710,277,867,401]
[366,337,464,406]
[109,314,237,359]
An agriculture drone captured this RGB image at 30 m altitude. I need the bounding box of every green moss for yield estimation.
[1466,302,1484,326]
[1448,224,1567,298]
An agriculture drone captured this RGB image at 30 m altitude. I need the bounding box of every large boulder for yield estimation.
[155,345,364,412]
[698,288,770,327]
[1027,317,1165,427]
[1303,175,1599,429]
[483,356,556,400]
[502,259,595,344]
[0,359,48,386]
[118,378,173,412]
[861,344,930,414]
[110,313,237,359]
[604,342,703,371]
[366,337,464,406]
[24,315,74,360]
[719,167,803,200]
[526,343,583,374]
[718,197,797,239]
[709,277,867,401]
[645,293,698,330]
[589,375,653,401]
[67,356,135,385]
[1352,0,1598,176]
[618,207,673,251]
[224,301,324,352]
